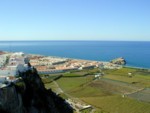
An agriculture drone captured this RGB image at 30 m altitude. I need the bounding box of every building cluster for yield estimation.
[0,52,123,78]
[29,56,67,66]
[29,55,122,75]
[29,55,103,74]
[0,52,31,87]
[100,62,122,69]
[0,52,30,76]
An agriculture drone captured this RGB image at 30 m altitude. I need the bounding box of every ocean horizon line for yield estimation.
[0,40,150,42]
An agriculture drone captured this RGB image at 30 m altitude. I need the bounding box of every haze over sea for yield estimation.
[0,41,150,68]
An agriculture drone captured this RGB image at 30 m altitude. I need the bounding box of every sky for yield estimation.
[0,0,150,41]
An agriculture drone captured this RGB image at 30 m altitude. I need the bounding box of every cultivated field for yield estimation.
[42,67,150,113]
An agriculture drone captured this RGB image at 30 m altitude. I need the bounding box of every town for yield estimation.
[0,51,122,78]
[0,51,123,112]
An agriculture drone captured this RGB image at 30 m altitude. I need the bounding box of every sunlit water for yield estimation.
[0,41,150,68]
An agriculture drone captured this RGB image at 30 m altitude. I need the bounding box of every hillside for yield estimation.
[0,67,73,113]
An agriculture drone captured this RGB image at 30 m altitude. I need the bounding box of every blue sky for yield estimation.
[0,0,150,41]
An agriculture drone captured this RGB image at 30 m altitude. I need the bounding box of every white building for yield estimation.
[0,54,8,68]
[0,52,30,76]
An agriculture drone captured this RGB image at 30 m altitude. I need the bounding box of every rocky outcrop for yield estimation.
[0,68,73,113]
[0,84,24,113]
[110,57,126,65]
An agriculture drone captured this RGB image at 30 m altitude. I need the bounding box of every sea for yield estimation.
[0,41,150,69]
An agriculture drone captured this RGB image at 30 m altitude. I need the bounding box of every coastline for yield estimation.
[29,53,108,63]
[123,65,150,70]
[30,53,150,70]
[1,50,150,70]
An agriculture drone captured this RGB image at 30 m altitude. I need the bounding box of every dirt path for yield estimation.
[53,81,95,113]
[53,81,63,94]
[124,88,145,95]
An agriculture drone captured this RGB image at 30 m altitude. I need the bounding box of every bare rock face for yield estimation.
[0,68,73,113]
[110,57,126,65]
[0,85,24,113]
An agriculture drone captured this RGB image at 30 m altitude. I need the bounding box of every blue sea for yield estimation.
[0,41,150,68]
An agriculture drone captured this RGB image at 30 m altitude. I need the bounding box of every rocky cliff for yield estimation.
[110,57,126,65]
[0,68,73,113]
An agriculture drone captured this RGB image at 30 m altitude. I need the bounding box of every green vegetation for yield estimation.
[44,82,56,90]
[14,80,26,93]
[56,77,88,92]
[63,68,100,77]
[103,67,150,87]
[43,67,150,113]
[81,95,150,113]
[41,74,62,84]
[80,108,93,113]
[15,81,25,88]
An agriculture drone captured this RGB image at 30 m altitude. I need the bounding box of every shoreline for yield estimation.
[29,53,108,63]
[1,50,150,70]
[123,65,150,70]
[29,53,150,70]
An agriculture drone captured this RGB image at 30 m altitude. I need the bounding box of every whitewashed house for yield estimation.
[0,52,30,76]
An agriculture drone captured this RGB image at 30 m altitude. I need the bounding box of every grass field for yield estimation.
[81,95,150,113]
[43,67,150,113]
[128,88,150,102]
[103,67,150,87]
[56,76,93,92]
[63,68,100,77]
